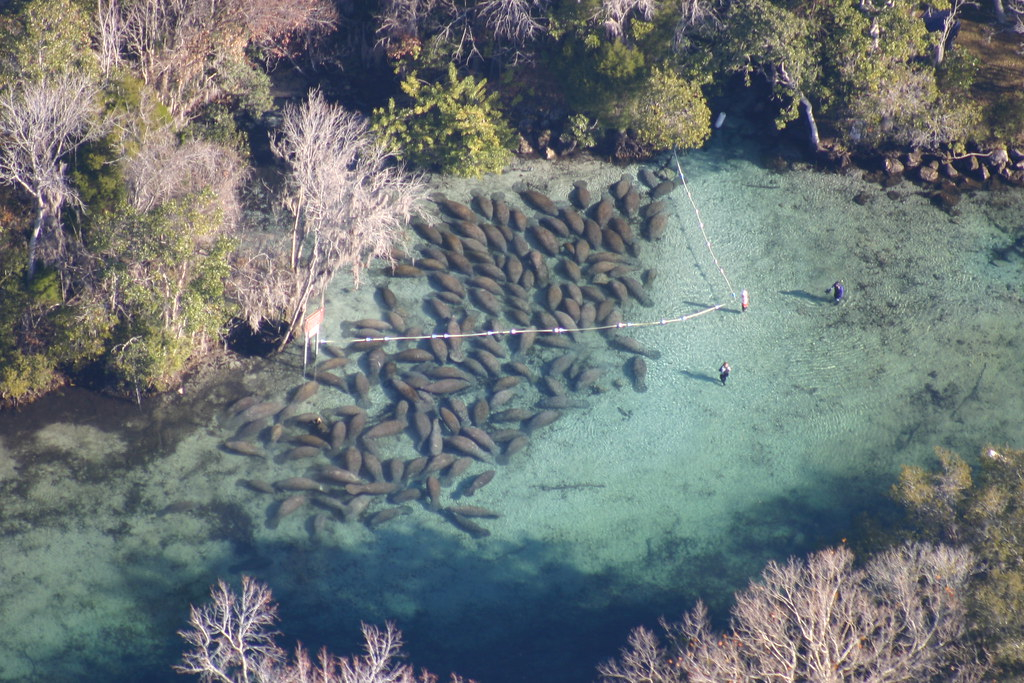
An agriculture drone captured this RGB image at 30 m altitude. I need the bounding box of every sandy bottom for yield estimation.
[0,136,1022,683]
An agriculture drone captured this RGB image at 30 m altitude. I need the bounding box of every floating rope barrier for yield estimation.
[672,148,738,299]
[322,303,728,347]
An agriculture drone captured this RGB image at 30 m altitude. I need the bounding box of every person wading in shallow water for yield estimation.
[719,362,731,385]
[825,280,845,304]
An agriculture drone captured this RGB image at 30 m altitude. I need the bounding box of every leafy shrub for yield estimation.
[0,350,58,404]
[619,66,711,150]
[108,329,192,393]
[372,63,514,176]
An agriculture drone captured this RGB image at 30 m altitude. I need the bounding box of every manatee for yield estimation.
[583,218,603,248]
[607,334,662,360]
[611,173,632,200]
[608,215,634,245]
[629,356,649,393]
[389,488,422,504]
[644,212,668,240]
[474,333,506,358]
[425,452,457,476]
[462,425,498,454]
[446,435,494,463]
[573,367,605,392]
[471,190,494,220]
[480,223,508,252]
[524,409,563,433]
[433,194,476,221]
[362,451,385,482]
[432,272,466,298]
[386,457,406,483]
[510,208,530,231]
[560,206,585,236]
[491,194,510,226]
[344,481,399,496]
[234,419,267,441]
[240,478,276,494]
[638,167,660,189]
[389,264,423,278]
[422,378,473,394]
[441,456,475,486]
[591,193,614,226]
[426,475,442,511]
[342,446,363,477]
[237,401,285,425]
[562,260,582,283]
[451,219,488,245]
[519,187,559,216]
[428,418,444,456]
[343,495,373,523]
[271,495,308,527]
[468,275,503,296]
[621,276,653,307]
[223,440,265,458]
[444,510,491,538]
[650,179,678,199]
[537,396,590,409]
[490,387,518,409]
[159,500,199,516]
[318,356,349,372]
[286,445,322,460]
[471,288,503,315]
[318,466,364,486]
[391,348,433,364]
[366,505,412,529]
[426,294,451,319]
[362,419,407,440]
[602,228,626,255]
[447,505,501,518]
[227,395,259,418]
[275,477,325,493]
[621,186,641,217]
[571,180,591,209]
[404,456,429,482]
[463,470,496,497]
[471,398,490,426]
[351,371,372,407]
[412,220,444,245]
[503,434,530,459]
[316,370,347,390]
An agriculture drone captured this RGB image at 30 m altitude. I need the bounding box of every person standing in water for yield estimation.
[741,289,749,312]
[825,280,845,304]
[719,362,731,385]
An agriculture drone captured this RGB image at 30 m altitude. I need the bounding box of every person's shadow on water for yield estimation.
[780,289,832,304]
[680,369,722,385]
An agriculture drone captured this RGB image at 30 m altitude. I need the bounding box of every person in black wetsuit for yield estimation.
[718,362,731,385]
[825,280,845,304]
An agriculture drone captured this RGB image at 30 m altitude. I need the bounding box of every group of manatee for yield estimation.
[218,166,681,539]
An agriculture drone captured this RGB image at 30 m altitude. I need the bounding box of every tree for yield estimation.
[113,0,337,122]
[237,89,426,351]
[176,576,472,683]
[894,445,1024,674]
[372,63,514,176]
[0,74,101,280]
[599,543,986,683]
[617,65,710,150]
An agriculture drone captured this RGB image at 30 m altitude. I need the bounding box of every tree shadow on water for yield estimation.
[9,464,897,683]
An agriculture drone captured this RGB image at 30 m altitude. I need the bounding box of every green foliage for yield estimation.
[0,0,98,87]
[619,66,711,150]
[560,113,599,150]
[108,329,192,393]
[892,445,1024,674]
[938,46,980,96]
[90,193,236,390]
[182,103,250,157]
[988,92,1024,146]
[47,297,117,370]
[0,349,58,404]
[372,64,514,177]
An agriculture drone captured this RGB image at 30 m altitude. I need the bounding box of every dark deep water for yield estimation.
[1,134,1022,683]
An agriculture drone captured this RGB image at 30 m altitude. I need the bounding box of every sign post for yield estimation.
[302,306,325,377]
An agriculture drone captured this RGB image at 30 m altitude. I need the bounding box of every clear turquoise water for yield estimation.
[0,135,1021,683]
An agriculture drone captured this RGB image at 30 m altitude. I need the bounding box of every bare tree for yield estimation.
[116,0,337,121]
[235,89,426,349]
[177,577,472,683]
[599,543,986,683]
[176,576,286,683]
[599,0,658,40]
[95,0,128,78]
[0,73,101,280]
[125,128,245,225]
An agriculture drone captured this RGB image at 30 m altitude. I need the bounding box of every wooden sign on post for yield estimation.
[302,306,325,376]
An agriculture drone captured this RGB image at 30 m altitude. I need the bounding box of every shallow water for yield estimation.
[1,134,1022,683]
